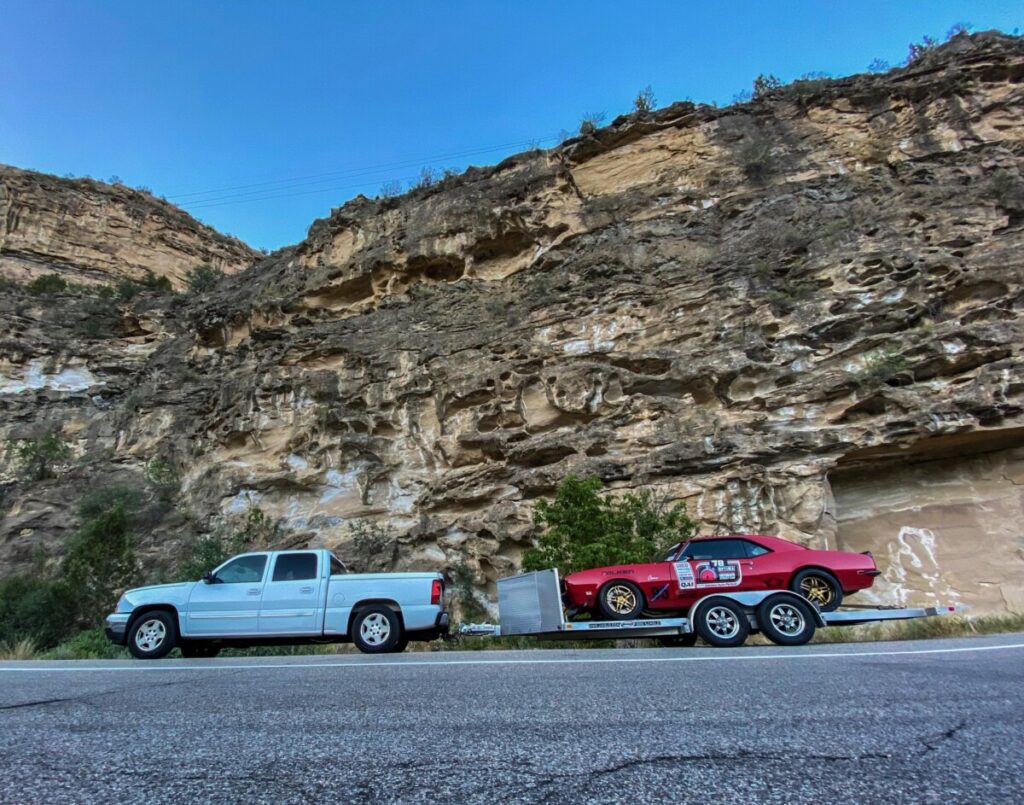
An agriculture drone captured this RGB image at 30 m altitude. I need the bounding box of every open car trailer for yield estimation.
[461,569,963,648]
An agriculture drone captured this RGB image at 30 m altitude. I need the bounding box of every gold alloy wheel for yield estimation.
[799,575,834,607]
[605,584,638,616]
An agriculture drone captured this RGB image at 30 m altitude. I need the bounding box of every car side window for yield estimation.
[683,540,749,561]
[216,555,267,584]
[329,555,346,575]
[272,553,318,582]
[744,542,771,558]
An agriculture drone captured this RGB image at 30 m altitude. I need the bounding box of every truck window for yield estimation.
[217,555,267,584]
[329,555,346,575]
[272,552,318,582]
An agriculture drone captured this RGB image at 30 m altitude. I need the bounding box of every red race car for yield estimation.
[562,534,880,619]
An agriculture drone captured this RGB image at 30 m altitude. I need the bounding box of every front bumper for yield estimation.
[104,613,130,645]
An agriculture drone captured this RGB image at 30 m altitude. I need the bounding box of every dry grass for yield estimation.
[0,637,39,660]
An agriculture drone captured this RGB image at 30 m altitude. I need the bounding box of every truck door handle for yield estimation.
[299,586,314,593]
[247,588,261,596]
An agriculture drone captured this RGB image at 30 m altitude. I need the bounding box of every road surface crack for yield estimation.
[919,720,967,752]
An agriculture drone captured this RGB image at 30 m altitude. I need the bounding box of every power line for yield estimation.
[168,135,557,205]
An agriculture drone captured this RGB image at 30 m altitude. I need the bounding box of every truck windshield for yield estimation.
[329,554,347,575]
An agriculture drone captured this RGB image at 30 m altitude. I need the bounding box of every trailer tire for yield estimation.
[757,595,816,646]
[596,581,645,620]
[694,599,749,648]
[791,569,843,612]
[352,606,402,654]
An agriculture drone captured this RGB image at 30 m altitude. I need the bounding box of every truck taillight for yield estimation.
[431,579,443,606]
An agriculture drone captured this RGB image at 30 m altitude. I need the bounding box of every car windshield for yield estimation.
[661,543,682,562]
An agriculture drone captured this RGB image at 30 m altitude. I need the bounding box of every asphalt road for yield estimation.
[1,636,1023,804]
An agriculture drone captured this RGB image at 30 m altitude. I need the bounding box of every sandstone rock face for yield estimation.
[1,33,1023,616]
[0,165,257,289]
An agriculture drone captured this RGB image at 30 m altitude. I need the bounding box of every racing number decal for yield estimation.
[674,560,742,589]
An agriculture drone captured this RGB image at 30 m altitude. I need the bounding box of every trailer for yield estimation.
[460,568,963,648]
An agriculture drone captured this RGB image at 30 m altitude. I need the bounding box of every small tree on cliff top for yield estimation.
[522,476,697,576]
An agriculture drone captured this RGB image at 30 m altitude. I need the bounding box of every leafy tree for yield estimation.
[633,85,656,114]
[185,263,225,293]
[63,485,144,624]
[522,475,697,576]
[8,433,72,481]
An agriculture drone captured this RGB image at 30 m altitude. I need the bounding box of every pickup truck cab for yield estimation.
[105,549,449,659]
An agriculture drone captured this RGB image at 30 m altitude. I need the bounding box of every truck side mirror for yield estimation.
[202,571,216,584]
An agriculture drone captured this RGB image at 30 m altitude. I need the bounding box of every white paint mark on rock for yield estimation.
[0,359,103,395]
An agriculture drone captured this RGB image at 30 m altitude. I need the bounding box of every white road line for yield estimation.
[1,642,1023,673]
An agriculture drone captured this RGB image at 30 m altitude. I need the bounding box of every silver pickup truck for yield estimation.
[104,548,449,658]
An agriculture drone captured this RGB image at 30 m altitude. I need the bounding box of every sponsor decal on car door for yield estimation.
[674,559,743,589]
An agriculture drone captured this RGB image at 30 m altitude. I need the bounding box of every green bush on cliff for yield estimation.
[522,475,697,576]
[7,432,72,481]
[185,263,224,293]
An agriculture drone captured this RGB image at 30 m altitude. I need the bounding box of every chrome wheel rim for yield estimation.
[705,606,740,639]
[360,613,392,646]
[799,576,834,607]
[134,618,166,653]
[605,584,638,616]
[769,603,805,636]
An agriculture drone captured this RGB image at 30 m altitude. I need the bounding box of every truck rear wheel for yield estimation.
[127,611,176,660]
[352,606,402,654]
[694,599,749,648]
[757,595,816,646]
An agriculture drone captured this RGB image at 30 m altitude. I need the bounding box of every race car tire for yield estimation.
[791,569,843,612]
[352,605,403,654]
[757,595,816,646]
[693,599,749,648]
[657,633,698,648]
[596,580,645,620]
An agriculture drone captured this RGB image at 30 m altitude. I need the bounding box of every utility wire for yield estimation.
[169,135,558,206]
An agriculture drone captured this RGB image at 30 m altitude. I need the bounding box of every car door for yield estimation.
[258,551,323,635]
[186,553,268,636]
[670,539,751,607]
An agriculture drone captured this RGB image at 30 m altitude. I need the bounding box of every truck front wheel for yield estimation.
[127,611,177,660]
[352,606,403,654]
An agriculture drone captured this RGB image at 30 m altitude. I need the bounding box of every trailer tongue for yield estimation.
[460,569,963,648]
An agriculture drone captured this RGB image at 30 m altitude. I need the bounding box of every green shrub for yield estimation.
[905,35,939,65]
[578,112,606,136]
[451,561,488,623]
[633,85,656,114]
[752,73,782,100]
[144,457,180,503]
[27,274,68,295]
[0,575,79,648]
[7,433,72,481]
[185,263,225,293]
[737,136,776,182]
[41,627,128,659]
[857,347,910,384]
[522,475,697,576]
[173,530,251,581]
[63,485,144,624]
[116,271,173,301]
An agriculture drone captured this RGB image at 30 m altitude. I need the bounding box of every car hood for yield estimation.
[127,582,193,596]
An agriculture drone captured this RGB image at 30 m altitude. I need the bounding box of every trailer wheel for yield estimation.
[597,581,644,620]
[694,599,749,648]
[757,596,816,646]
[791,569,843,612]
[352,606,402,654]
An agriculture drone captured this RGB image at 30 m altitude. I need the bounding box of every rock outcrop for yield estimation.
[0,165,257,289]
[1,32,1022,615]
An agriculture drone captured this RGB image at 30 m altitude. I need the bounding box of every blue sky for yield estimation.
[2,2,1020,251]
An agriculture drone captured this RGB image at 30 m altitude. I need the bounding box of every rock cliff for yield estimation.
[0,165,257,289]
[1,32,1022,615]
